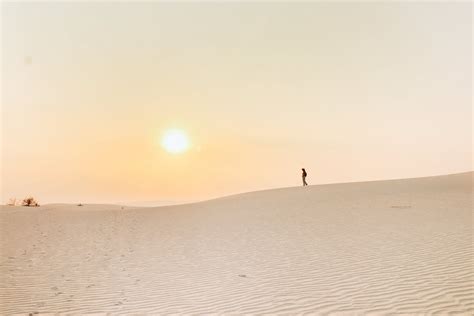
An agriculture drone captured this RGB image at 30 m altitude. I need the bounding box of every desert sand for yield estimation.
[0,173,472,315]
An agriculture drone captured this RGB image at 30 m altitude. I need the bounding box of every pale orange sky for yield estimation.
[1,2,472,205]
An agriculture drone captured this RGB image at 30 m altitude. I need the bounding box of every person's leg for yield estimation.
[303,177,308,186]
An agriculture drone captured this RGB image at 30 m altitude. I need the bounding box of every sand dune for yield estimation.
[1,173,472,314]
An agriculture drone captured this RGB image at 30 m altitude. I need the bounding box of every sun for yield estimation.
[161,129,190,154]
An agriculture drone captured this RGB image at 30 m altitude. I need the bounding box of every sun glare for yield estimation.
[161,129,190,154]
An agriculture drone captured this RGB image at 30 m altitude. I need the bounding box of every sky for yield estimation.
[1,2,472,205]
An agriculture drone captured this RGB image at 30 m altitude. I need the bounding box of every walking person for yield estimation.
[302,168,308,186]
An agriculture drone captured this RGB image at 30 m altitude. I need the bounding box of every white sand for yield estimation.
[1,173,472,315]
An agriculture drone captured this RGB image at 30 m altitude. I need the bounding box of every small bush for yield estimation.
[22,197,40,207]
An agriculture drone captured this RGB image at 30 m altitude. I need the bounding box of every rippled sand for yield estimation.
[1,173,472,314]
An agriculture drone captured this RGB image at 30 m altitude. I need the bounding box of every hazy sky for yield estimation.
[2,2,472,205]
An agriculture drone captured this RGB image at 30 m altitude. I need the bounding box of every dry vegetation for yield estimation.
[21,197,40,207]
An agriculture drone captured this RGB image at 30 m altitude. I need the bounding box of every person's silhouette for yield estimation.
[302,168,308,186]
